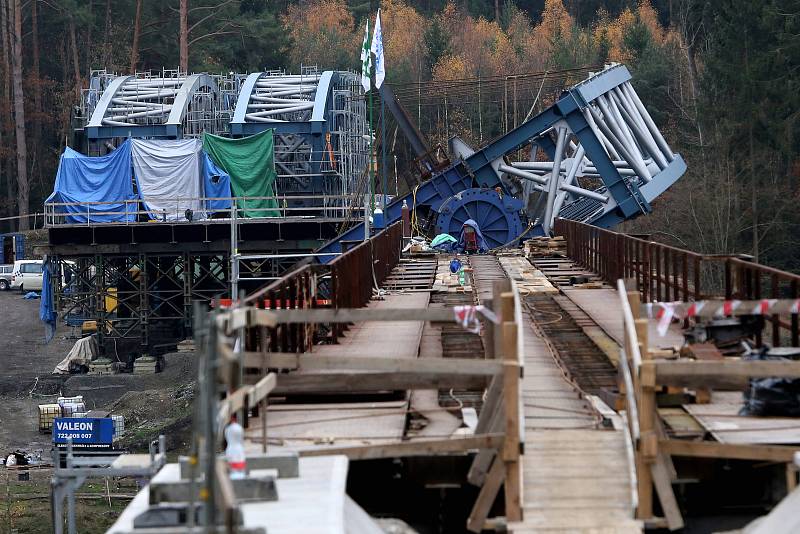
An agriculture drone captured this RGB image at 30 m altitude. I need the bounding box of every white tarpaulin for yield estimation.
[131,139,204,221]
[53,336,98,374]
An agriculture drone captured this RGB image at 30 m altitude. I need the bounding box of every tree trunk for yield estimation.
[494,0,500,22]
[103,0,111,66]
[31,0,41,146]
[11,0,28,230]
[68,16,81,97]
[85,0,92,72]
[130,0,142,72]
[179,0,188,72]
[0,0,13,228]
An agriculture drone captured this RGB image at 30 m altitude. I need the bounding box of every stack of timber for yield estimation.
[523,236,567,258]
[497,254,559,295]
[88,358,116,375]
[432,256,472,293]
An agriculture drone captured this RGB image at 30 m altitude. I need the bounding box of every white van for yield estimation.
[11,260,43,291]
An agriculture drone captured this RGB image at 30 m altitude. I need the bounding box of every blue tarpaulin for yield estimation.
[458,219,489,253]
[202,152,232,213]
[45,141,137,224]
[39,261,56,343]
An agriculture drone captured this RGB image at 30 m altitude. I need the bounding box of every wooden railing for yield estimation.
[619,282,800,530]
[215,271,525,532]
[556,218,800,347]
[238,221,404,351]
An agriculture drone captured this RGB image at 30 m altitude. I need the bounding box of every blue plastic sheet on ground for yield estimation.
[202,151,232,214]
[45,140,137,224]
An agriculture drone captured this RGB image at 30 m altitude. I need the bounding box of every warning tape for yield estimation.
[644,298,800,321]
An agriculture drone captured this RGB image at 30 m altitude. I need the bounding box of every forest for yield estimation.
[0,0,798,273]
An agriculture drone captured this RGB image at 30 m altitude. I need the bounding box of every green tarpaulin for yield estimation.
[203,130,279,217]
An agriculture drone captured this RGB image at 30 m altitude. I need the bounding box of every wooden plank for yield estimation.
[298,434,504,460]
[242,352,504,375]
[650,454,684,530]
[655,360,800,382]
[262,372,488,394]
[660,439,799,462]
[248,373,277,406]
[683,403,800,445]
[215,459,238,530]
[467,457,505,533]
[502,321,523,522]
[255,307,461,324]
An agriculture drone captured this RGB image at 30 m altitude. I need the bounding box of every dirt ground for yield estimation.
[0,288,200,533]
[0,289,198,456]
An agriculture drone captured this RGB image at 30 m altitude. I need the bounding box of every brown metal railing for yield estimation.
[554,218,800,347]
[329,221,403,337]
[243,221,404,352]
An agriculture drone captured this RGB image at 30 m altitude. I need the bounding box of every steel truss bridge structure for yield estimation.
[48,63,684,364]
[52,67,369,361]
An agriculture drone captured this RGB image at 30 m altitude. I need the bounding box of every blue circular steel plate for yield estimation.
[434,188,524,250]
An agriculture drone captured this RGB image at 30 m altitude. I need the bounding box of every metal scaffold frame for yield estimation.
[51,252,229,361]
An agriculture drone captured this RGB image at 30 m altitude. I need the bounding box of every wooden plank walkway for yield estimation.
[561,287,684,350]
[493,256,641,533]
[245,291,430,453]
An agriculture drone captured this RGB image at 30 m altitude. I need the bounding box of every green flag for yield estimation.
[360,19,371,92]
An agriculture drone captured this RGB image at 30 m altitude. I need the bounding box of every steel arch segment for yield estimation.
[231,72,263,128]
[166,73,220,128]
[310,71,336,134]
[87,75,133,129]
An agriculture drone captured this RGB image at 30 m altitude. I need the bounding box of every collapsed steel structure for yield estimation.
[318,63,685,256]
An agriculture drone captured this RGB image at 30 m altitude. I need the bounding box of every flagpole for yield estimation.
[369,74,375,223]
[381,90,386,210]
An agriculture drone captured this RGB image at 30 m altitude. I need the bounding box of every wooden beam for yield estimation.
[661,439,800,462]
[219,307,277,332]
[502,321,523,523]
[467,457,505,533]
[248,373,277,407]
[655,360,800,383]
[468,376,504,486]
[241,352,504,376]
[256,372,488,394]
[215,458,238,530]
[650,455,684,530]
[298,434,504,460]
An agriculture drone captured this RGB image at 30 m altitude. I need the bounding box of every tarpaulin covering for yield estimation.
[131,139,205,221]
[203,130,279,217]
[39,261,56,343]
[202,151,232,214]
[458,219,489,253]
[46,140,137,223]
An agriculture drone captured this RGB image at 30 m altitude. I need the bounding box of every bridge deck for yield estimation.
[240,250,641,531]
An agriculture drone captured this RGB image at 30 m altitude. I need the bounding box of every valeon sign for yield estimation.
[52,417,114,445]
